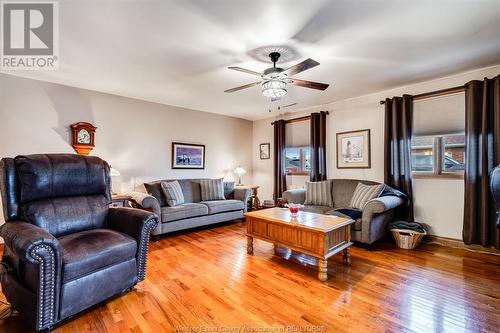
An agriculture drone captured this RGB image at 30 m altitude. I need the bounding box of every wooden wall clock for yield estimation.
[70,122,97,155]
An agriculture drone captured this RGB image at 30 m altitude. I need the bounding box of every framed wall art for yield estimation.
[260,143,270,159]
[336,129,371,169]
[171,142,205,169]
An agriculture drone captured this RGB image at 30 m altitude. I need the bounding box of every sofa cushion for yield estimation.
[161,203,208,222]
[301,205,333,214]
[350,183,385,209]
[200,178,225,201]
[224,181,235,199]
[331,179,379,209]
[145,179,203,204]
[161,180,185,206]
[144,182,166,206]
[58,229,137,282]
[200,200,244,215]
[304,180,333,206]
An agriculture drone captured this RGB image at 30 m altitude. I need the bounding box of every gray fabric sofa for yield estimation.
[130,179,251,238]
[283,179,404,245]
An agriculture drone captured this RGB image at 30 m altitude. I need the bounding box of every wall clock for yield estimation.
[70,122,97,155]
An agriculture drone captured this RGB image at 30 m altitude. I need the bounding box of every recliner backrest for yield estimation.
[0,154,111,237]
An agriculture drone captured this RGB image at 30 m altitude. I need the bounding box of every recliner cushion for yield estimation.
[58,229,136,282]
[20,194,109,237]
[161,203,208,222]
[200,200,244,215]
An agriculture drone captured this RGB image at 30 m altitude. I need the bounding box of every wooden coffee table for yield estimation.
[245,207,355,281]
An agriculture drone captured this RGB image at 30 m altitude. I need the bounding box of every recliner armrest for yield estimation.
[0,221,62,330]
[108,207,158,281]
[1,221,61,264]
[283,189,306,204]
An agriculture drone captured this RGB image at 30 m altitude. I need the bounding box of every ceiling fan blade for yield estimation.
[288,79,329,91]
[228,66,262,77]
[283,58,320,76]
[224,81,261,93]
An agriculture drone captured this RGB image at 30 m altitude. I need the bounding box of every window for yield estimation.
[285,146,311,175]
[411,134,465,177]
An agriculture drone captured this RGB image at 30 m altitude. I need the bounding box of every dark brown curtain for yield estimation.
[384,95,414,222]
[273,119,287,200]
[310,111,327,181]
[463,75,500,249]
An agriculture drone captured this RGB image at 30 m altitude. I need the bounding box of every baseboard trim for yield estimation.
[422,235,500,255]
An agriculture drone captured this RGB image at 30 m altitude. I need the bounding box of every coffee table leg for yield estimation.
[247,236,254,255]
[318,259,328,282]
[273,243,279,255]
[343,248,351,265]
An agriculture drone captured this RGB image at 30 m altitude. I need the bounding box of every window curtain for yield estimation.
[310,111,328,181]
[463,75,500,249]
[384,95,414,222]
[273,119,287,200]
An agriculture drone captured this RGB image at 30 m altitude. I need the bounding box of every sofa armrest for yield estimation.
[108,207,158,281]
[283,189,306,204]
[0,221,62,330]
[129,191,161,217]
[360,196,404,244]
[234,188,252,212]
[363,196,403,216]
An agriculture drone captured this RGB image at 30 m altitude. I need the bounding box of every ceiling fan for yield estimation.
[224,52,329,101]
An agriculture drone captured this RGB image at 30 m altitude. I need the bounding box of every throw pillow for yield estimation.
[350,183,385,209]
[160,181,185,206]
[304,180,333,206]
[200,178,225,201]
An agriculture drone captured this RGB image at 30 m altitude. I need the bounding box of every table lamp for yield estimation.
[234,166,246,186]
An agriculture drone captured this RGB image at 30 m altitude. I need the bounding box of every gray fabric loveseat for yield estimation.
[130,179,251,239]
[283,179,404,245]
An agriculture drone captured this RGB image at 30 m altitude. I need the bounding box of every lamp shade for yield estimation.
[234,166,246,175]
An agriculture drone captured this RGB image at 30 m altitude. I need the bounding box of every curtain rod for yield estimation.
[271,111,329,125]
[379,85,465,105]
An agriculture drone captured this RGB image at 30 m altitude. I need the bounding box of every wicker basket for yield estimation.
[390,228,427,250]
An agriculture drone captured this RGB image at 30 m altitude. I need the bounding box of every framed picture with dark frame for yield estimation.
[260,143,270,159]
[171,142,205,169]
[336,129,371,169]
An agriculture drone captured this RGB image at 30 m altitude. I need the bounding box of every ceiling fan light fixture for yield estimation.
[261,79,287,98]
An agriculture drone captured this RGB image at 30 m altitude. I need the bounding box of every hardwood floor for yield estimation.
[0,221,499,333]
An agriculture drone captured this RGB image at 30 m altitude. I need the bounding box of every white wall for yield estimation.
[0,74,253,226]
[252,64,500,240]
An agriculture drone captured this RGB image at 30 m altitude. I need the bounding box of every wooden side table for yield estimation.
[235,185,260,211]
[110,194,133,208]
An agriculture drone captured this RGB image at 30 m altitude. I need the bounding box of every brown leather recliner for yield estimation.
[0,154,158,331]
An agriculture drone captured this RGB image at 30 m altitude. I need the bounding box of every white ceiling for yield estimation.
[5,0,500,120]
